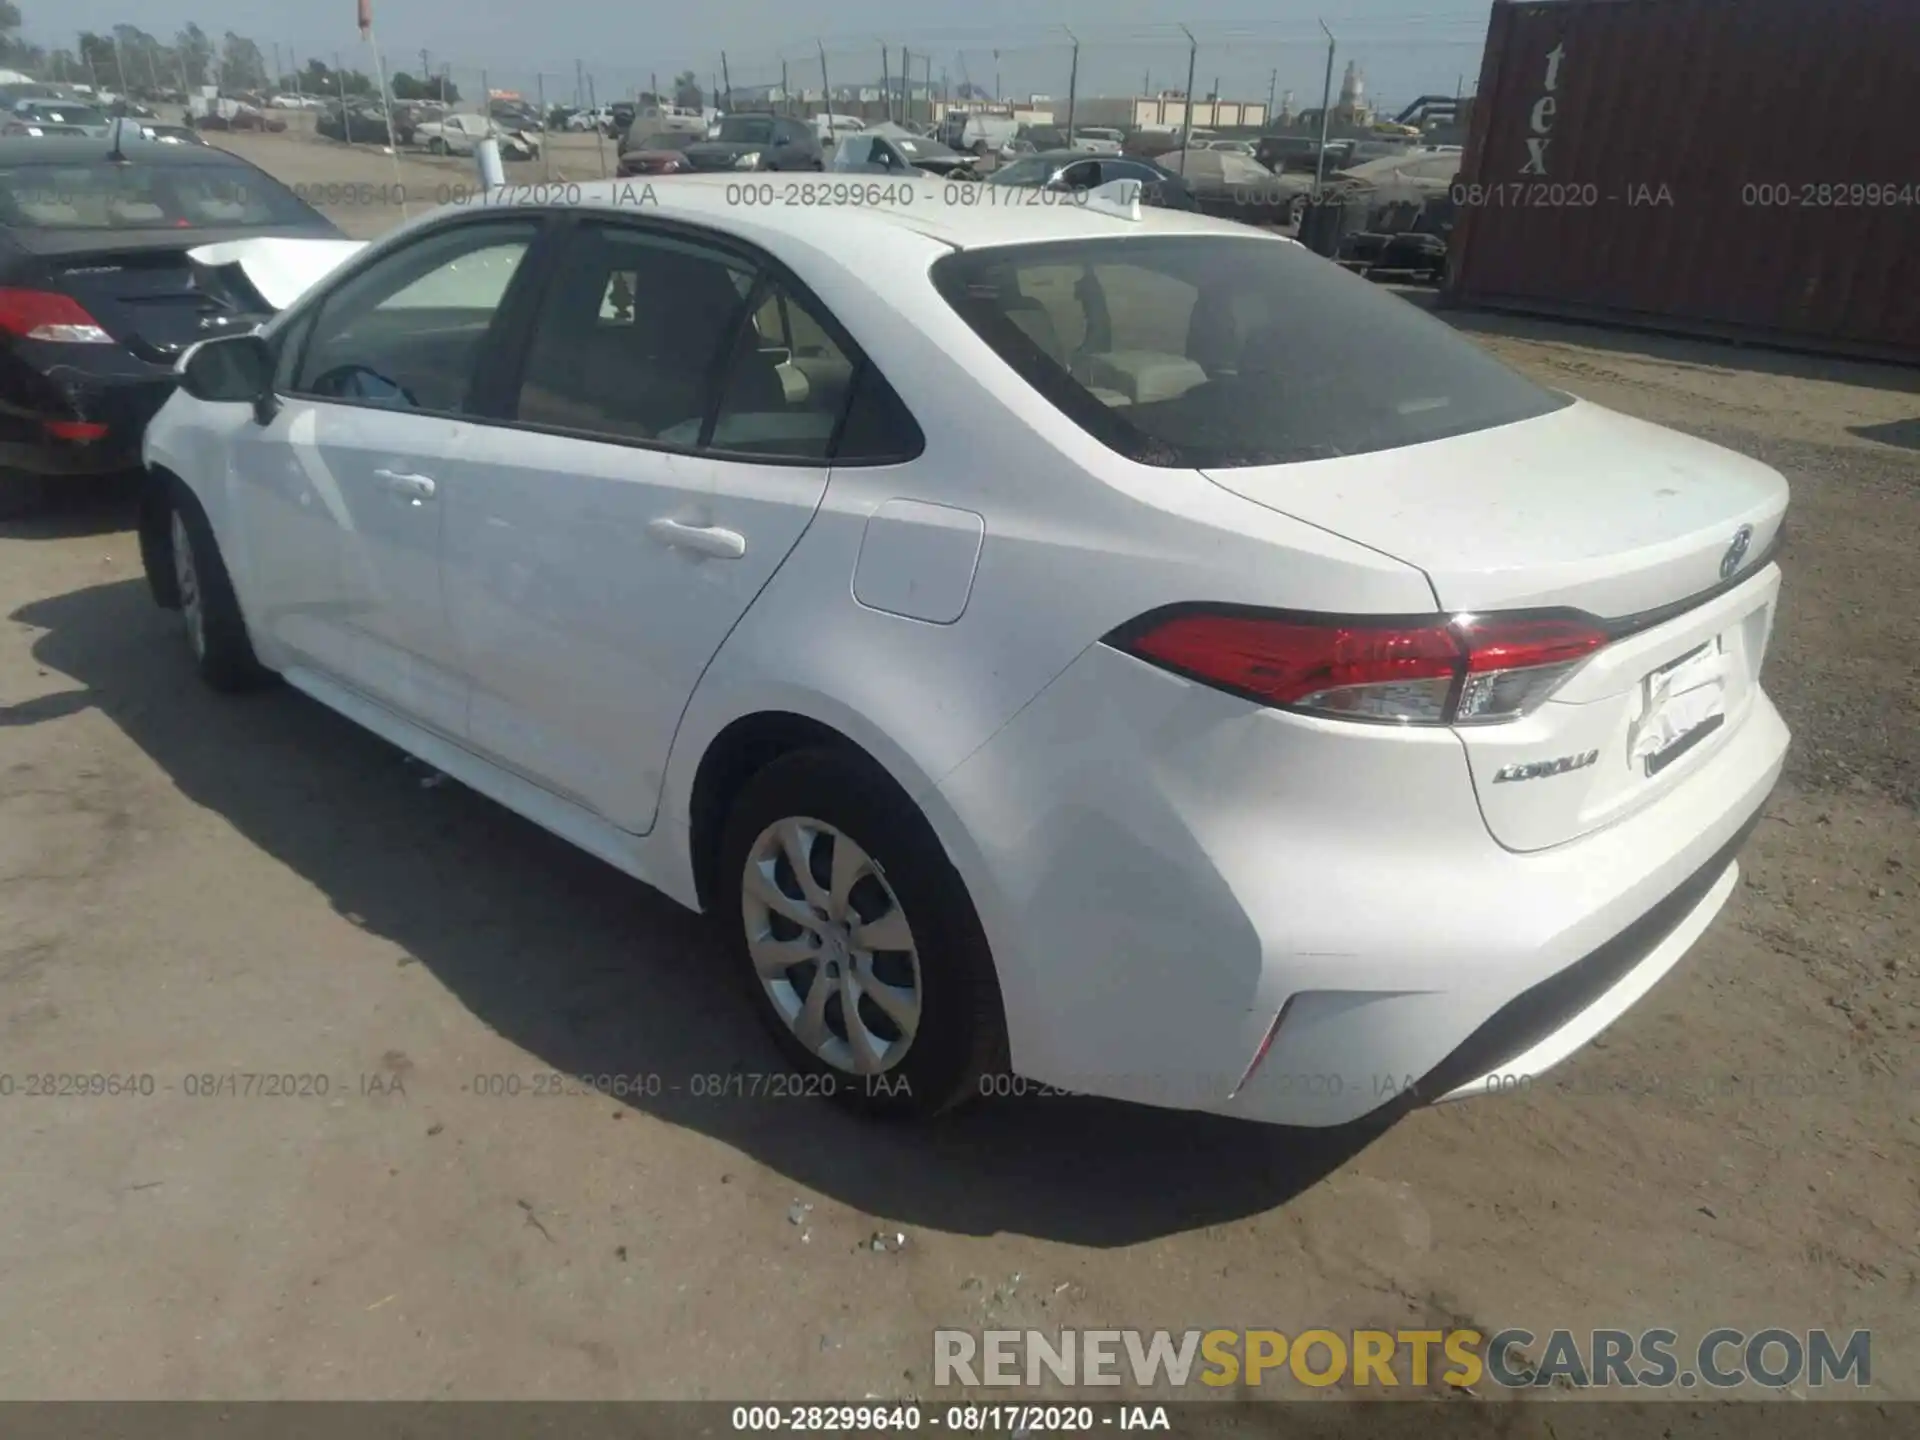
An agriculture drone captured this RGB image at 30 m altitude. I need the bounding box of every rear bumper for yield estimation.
[0,352,174,478]
[933,643,1789,1128]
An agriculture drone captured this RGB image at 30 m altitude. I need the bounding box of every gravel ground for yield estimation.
[0,132,1914,1403]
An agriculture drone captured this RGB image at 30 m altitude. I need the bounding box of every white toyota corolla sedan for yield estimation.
[140,176,1789,1128]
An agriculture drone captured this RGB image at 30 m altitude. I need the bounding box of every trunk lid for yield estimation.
[46,245,233,359]
[16,230,353,360]
[1201,399,1789,851]
[1199,399,1787,618]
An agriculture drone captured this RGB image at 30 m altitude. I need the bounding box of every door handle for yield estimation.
[373,468,436,501]
[647,517,746,559]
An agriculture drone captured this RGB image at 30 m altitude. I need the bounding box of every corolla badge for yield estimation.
[1492,750,1599,783]
[1720,523,1754,580]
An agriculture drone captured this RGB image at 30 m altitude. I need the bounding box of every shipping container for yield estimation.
[1445,0,1920,363]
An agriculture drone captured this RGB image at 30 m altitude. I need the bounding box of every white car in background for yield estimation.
[812,112,866,145]
[1066,126,1124,154]
[413,110,539,159]
[141,179,1789,1129]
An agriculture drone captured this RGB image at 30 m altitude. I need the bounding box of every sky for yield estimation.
[18,0,1493,117]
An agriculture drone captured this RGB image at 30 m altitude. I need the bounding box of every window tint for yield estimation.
[931,234,1570,468]
[718,115,774,144]
[292,220,536,412]
[987,156,1052,187]
[701,281,864,459]
[834,364,923,463]
[514,222,755,442]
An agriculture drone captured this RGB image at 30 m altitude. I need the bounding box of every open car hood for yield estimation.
[186,236,366,314]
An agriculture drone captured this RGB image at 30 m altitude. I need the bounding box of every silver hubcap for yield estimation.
[742,817,921,1075]
[171,511,205,660]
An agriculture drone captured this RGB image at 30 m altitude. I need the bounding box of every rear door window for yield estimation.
[512,221,755,442]
[931,233,1569,467]
[705,279,920,462]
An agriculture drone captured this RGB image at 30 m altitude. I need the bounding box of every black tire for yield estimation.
[166,481,273,693]
[0,469,50,520]
[715,748,1007,1119]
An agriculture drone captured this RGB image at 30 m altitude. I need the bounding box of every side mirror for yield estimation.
[180,333,275,418]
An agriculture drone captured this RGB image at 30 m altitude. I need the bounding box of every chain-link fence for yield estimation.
[95,20,1489,235]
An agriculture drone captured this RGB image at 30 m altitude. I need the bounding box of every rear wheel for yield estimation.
[427,137,446,155]
[716,749,1006,1119]
[166,484,272,692]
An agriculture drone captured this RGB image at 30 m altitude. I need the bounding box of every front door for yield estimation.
[230,218,541,738]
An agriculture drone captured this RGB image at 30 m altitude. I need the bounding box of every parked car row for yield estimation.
[314,97,541,161]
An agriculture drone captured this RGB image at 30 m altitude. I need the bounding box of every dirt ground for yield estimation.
[0,131,1914,1403]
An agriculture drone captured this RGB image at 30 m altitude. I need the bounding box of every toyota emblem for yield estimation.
[1720,524,1753,580]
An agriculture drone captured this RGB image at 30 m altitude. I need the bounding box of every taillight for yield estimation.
[1110,608,1608,725]
[0,288,114,343]
[1452,614,1609,723]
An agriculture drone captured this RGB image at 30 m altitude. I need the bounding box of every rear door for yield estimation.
[441,218,874,833]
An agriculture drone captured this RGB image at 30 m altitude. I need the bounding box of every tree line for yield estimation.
[0,10,463,103]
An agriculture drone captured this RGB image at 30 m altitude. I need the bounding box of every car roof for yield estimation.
[472,173,1252,252]
[0,135,247,164]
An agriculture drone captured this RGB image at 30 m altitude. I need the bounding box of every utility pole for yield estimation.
[575,58,584,111]
[720,51,731,110]
[335,52,351,143]
[110,29,128,97]
[879,44,890,126]
[586,73,608,176]
[993,50,1000,103]
[1315,20,1337,188]
[1176,24,1197,171]
[1063,29,1079,142]
[537,72,549,178]
[817,40,835,140]
[924,54,932,127]
[1268,67,1277,125]
[899,47,909,125]
[272,43,282,92]
[781,60,789,115]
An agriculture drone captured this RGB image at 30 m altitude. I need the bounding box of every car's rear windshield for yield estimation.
[0,159,321,230]
[18,103,106,125]
[717,116,775,143]
[930,234,1569,468]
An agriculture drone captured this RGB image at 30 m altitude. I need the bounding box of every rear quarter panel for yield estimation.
[658,219,1437,906]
